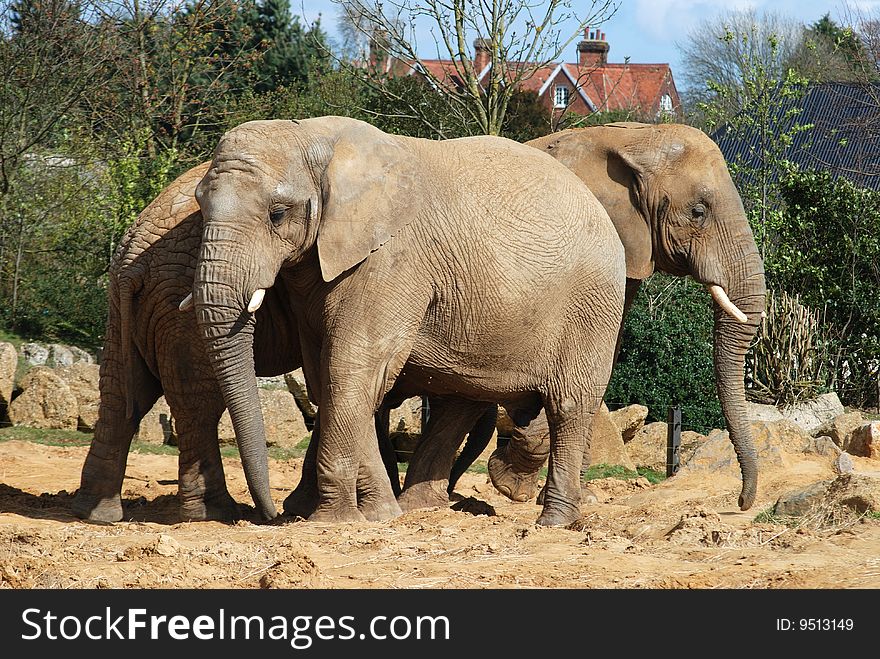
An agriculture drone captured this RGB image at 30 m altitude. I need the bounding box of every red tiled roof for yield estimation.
[380,50,679,117]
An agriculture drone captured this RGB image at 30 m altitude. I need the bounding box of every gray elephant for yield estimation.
[465,122,767,511]
[191,116,626,527]
[71,163,304,523]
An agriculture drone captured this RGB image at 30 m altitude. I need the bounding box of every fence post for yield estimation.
[666,405,681,477]
[421,396,430,429]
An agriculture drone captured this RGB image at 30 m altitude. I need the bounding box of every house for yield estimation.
[712,82,880,190]
[370,28,682,123]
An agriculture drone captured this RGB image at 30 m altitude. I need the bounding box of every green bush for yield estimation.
[605,273,724,434]
[767,167,880,408]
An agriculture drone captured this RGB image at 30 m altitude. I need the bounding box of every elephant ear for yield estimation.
[317,123,419,282]
[604,127,671,281]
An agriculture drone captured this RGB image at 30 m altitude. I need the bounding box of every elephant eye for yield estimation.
[269,205,288,227]
[692,204,707,221]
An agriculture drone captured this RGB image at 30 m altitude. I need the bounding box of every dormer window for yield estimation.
[659,94,673,114]
[554,85,570,108]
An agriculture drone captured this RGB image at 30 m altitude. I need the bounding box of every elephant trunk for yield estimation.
[195,222,278,520]
[711,241,766,510]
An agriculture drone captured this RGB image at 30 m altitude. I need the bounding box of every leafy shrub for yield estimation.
[767,167,880,408]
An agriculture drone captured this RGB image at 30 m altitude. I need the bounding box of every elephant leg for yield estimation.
[488,410,550,502]
[537,390,604,527]
[283,416,320,518]
[374,403,401,496]
[398,397,490,511]
[309,347,407,523]
[165,391,239,522]
[447,404,498,495]
[72,353,161,522]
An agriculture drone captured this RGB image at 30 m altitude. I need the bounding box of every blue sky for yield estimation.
[295,1,862,91]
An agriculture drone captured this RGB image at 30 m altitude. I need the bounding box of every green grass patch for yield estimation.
[0,425,92,447]
[581,463,666,484]
[0,329,26,348]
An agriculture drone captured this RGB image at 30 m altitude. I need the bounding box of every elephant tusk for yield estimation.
[179,293,194,312]
[706,285,749,323]
[247,288,266,313]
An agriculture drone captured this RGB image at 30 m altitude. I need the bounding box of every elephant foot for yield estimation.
[71,491,123,523]
[398,481,449,512]
[536,483,598,506]
[180,491,241,522]
[536,501,582,527]
[487,447,542,502]
[308,504,368,523]
[359,496,403,522]
[283,485,320,519]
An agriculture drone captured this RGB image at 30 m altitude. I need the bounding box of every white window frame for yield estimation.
[554,85,570,108]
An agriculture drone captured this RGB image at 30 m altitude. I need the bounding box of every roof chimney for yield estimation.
[473,37,491,76]
[577,27,609,68]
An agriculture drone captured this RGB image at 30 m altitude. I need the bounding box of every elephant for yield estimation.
[191,115,627,527]
[71,162,304,523]
[466,122,767,512]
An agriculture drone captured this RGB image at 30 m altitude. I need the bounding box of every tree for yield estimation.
[788,13,867,83]
[676,8,804,126]
[333,0,619,137]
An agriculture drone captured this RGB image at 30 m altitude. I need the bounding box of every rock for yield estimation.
[152,534,180,557]
[745,401,784,423]
[847,421,879,459]
[773,480,833,517]
[19,343,49,367]
[8,366,79,430]
[219,388,308,449]
[803,436,842,458]
[835,452,854,475]
[0,341,17,407]
[826,473,880,513]
[585,403,636,471]
[284,369,317,421]
[68,346,94,364]
[47,344,74,368]
[55,363,101,431]
[679,419,812,477]
[609,404,648,443]
[624,422,706,472]
[812,411,864,448]
[778,392,845,435]
[388,396,424,435]
[136,396,175,445]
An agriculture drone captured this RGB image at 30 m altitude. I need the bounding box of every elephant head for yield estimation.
[528,122,766,510]
[191,117,418,520]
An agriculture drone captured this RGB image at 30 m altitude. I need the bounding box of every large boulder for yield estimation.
[679,419,811,477]
[609,404,648,443]
[826,473,880,513]
[19,342,49,367]
[778,392,845,435]
[48,344,75,368]
[388,396,424,435]
[847,422,879,459]
[55,363,101,431]
[219,388,309,449]
[8,366,79,430]
[812,411,864,448]
[745,401,784,423]
[135,396,176,444]
[587,403,637,471]
[624,421,707,472]
[773,480,833,516]
[0,341,17,408]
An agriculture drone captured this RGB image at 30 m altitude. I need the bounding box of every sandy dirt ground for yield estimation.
[0,438,879,591]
